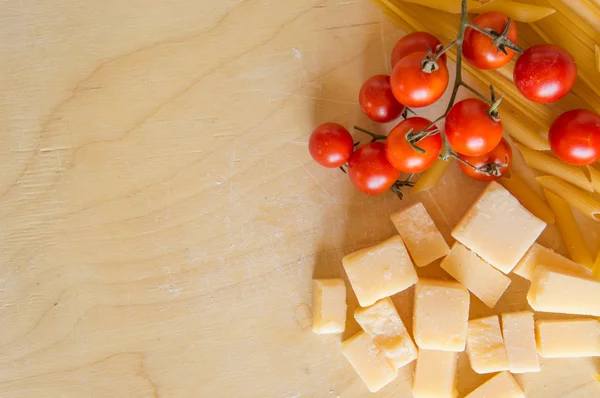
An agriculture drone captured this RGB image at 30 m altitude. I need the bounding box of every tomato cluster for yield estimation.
[308,11,599,196]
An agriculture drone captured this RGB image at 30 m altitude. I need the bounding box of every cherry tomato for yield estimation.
[348,142,401,195]
[548,109,600,166]
[390,51,449,108]
[458,138,512,181]
[308,123,354,168]
[463,12,518,70]
[513,44,577,104]
[359,75,405,123]
[385,117,442,173]
[445,98,503,156]
[391,32,446,68]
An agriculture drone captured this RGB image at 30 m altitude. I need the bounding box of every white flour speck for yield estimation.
[292,48,302,60]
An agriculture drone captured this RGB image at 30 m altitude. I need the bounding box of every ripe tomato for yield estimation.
[359,75,405,123]
[513,44,577,104]
[548,109,600,166]
[463,12,518,70]
[458,138,512,181]
[348,142,401,195]
[385,117,442,173]
[445,98,503,156]
[308,123,354,168]
[391,32,446,68]
[390,51,449,108]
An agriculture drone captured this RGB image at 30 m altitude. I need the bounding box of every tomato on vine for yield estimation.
[548,109,600,166]
[348,142,401,195]
[513,44,577,104]
[359,75,405,123]
[390,51,449,108]
[391,32,446,68]
[463,12,518,70]
[385,117,442,173]
[445,98,503,156]
[308,123,354,168]
[458,138,512,181]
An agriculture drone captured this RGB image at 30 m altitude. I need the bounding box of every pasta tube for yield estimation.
[537,176,600,221]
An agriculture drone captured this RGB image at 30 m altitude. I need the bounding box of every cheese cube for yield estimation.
[413,349,458,398]
[501,312,540,373]
[528,266,600,316]
[466,316,509,374]
[464,372,525,398]
[354,298,417,369]
[390,202,450,267]
[451,182,546,273]
[413,279,470,351]
[513,243,589,280]
[343,236,418,307]
[311,279,346,334]
[440,243,511,308]
[341,331,398,392]
[535,318,600,358]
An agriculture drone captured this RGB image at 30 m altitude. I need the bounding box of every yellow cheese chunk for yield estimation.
[440,243,511,308]
[311,279,346,334]
[354,298,417,369]
[413,279,470,351]
[513,243,590,281]
[464,372,525,398]
[343,235,418,307]
[501,312,540,373]
[466,316,509,374]
[536,318,600,358]
[341,331,398,392]
[451,182,546,274]
[390,202,450,267]
[413,349,458,398]
[528,266,600,316]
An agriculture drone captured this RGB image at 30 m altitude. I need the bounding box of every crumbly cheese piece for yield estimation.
[528,266,600,316]
[513,243,590,280]
[466,316,509,374]
[312,279,346,334]
[501,312,540,373]
[464,372,525,398]
[341,331,398,392]
[535,318,600,358]
[413,278,470,351]
[413,349,458,398]
[390,202,450,267]
[354,298,417,369]
[343,235,418,307]
[440,243,511,308]
[451,182,546,273]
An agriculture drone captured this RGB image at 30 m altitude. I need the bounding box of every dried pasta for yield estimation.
[537,176,600,221]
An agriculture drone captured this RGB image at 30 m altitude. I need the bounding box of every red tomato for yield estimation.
[390,51,449,108]
[513,44,577,104]
[385,117,442,173]
[548,109,600,166]
[458,138,512,181]
[359,75,405,123]
[308,123,354,168]
[463,12,518,70]
[445,98,503,156]
[390,32,446,68]
[348,142,401,195]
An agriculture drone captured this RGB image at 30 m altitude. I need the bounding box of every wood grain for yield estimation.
[0,0,598,396]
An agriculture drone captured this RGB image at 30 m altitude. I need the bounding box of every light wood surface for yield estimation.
[0,1,599,397]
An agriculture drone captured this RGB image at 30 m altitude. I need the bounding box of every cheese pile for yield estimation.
[312,182,600,396]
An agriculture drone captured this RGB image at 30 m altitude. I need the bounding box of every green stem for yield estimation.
[353,125,387,141]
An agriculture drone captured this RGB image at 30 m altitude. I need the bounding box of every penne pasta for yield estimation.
[587,165,600,193]
[410,158,453,195]
[499,171,555,224]
[543,189,595,268]
[596,44,600,74]
[469,0,556,22]
[537,176,600,221]
[387,0,497,14]
[515,143,594,192]
[594,251,600,279]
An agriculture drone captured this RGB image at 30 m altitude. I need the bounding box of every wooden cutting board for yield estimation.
[0,0,598,396]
